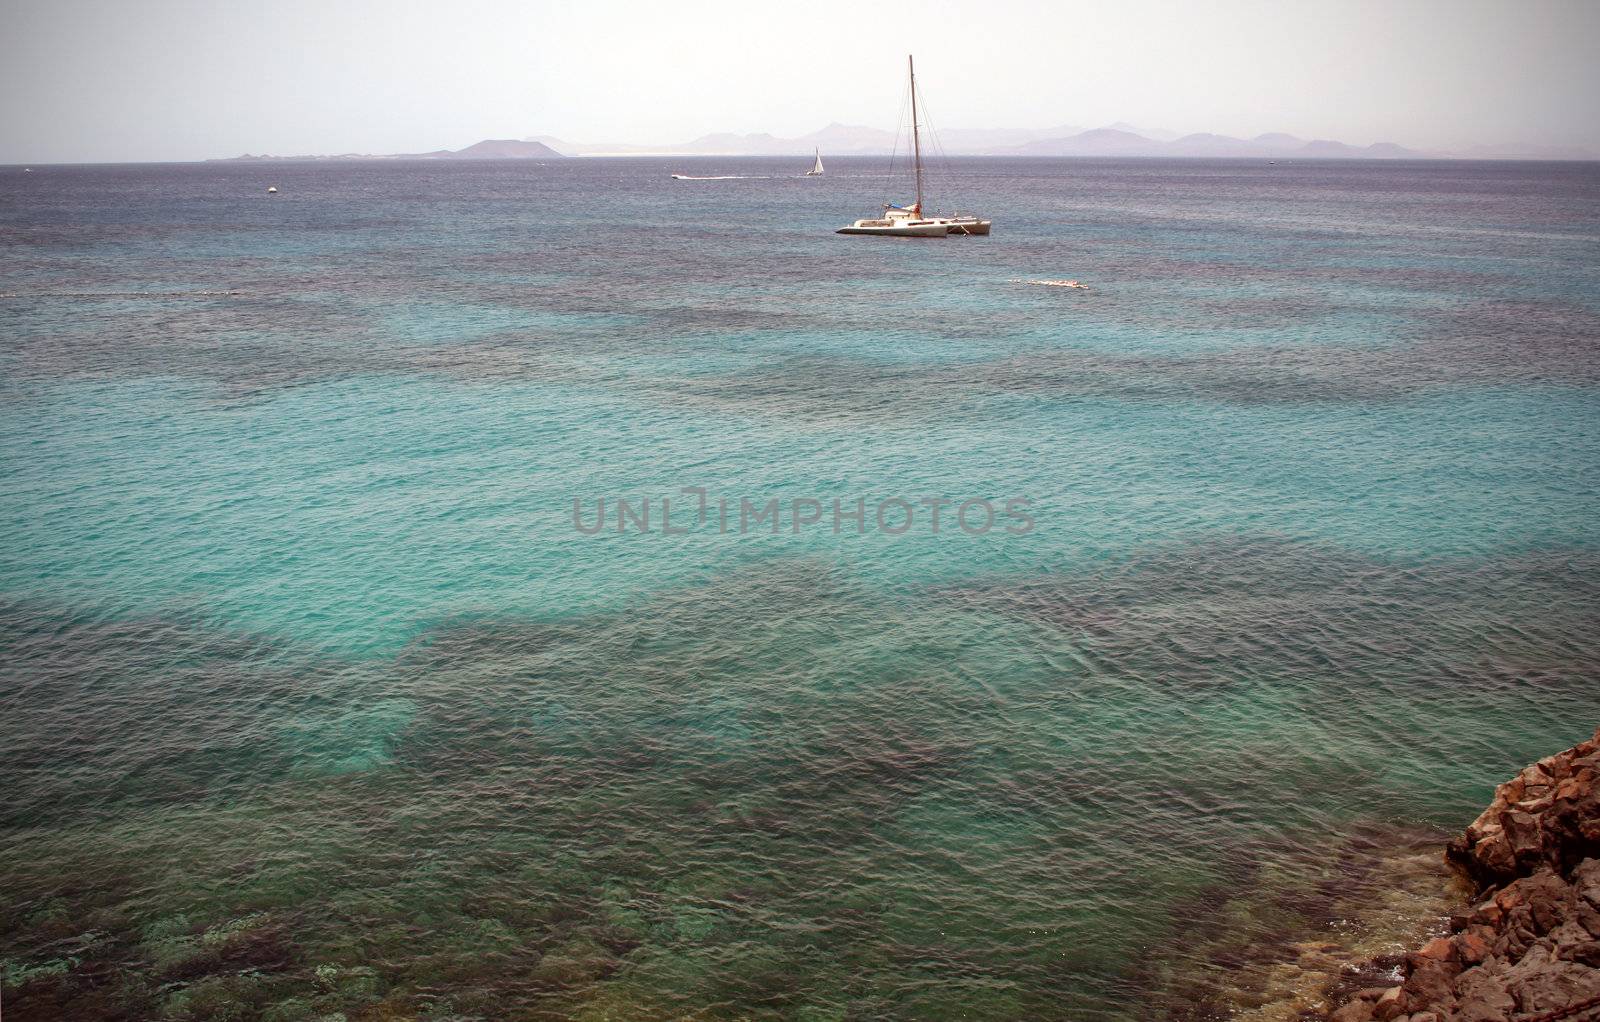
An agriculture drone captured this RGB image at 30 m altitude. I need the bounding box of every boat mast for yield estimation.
[909,54,923,214]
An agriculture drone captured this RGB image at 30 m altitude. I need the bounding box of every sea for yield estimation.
[1,155,1598,1020]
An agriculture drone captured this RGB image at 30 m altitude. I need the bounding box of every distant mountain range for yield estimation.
[526,122,1085,157]
[532,122,1597,161]
[214,139,562,162]
[1001,128,1424,159]
[213,126,1595,164]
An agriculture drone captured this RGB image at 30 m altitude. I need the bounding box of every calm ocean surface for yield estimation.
[2,156,1598,1019]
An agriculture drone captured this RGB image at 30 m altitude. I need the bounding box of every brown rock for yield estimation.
[1494,924,1537,960]
[1519,872,1575,933]
[1330,1000,1376,1022]
[1415,936,1457,964]
[1402,959,1459,1008]
[1575,859,1600,905]
[1328,733,1600,1022]
[1494,885,1526,912]
[1372,986,1409,1021]
[1473,900,1505,927]
[1474,831,1518,883]
[1552,918,1593,947]
[1503,811,1545,861]
[1578,900,1600,937]
[1453,969,1515,1022]
[1458,929,1494,964]
[1556,940,1600,966]
[1540,753,1574,783]
[1504,954,1600,1012]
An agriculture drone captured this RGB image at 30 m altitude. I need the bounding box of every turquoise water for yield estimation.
[2,157,1598,1019]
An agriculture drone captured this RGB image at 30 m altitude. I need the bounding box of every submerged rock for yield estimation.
[1326,727,1600,1022]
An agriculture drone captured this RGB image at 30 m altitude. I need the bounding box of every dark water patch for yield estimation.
[0,275,1045,404]
[1416,296,1600,382]
[644,304,1600,425]
[1129,822,1460,1020]
[989,306,1600,400]
[932,538,1600,699]
[0,600,421,828]
[1,538,1596,1017]
[976,347,1421,406]
[3,296,1593,418]
[7,158,1595,408]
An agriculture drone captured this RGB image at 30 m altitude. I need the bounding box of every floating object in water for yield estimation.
[805,149,824,177]
[266,185,278,193]
[1014,279,1089,289]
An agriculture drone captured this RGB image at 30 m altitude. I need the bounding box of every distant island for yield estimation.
[211,126,1595,164]
[213,139,562,163]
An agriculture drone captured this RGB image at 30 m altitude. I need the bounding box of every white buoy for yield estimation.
[267,185,278,194]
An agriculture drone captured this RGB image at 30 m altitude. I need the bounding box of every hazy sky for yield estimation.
[3,0,1597,163]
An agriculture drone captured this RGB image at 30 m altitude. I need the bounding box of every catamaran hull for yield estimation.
[836,223,950,237]
[944,219,991,235]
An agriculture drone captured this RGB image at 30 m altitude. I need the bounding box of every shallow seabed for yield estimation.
[1,156,1598,1020]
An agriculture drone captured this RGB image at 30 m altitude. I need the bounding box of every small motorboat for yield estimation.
[266,185,278,193]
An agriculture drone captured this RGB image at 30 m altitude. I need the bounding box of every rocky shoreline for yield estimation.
[1326,728,1600,1022]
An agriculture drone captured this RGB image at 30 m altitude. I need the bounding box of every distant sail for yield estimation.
[806,150,824,176]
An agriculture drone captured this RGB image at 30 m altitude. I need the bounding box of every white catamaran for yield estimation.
[837,55,991,238]
[805,150,824,176]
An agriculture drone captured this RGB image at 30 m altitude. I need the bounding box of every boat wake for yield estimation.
[0,290,246,300]
[1012,279,1090,289]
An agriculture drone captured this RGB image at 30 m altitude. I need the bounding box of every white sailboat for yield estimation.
[837,56,992,238]
[805,150,824,176]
